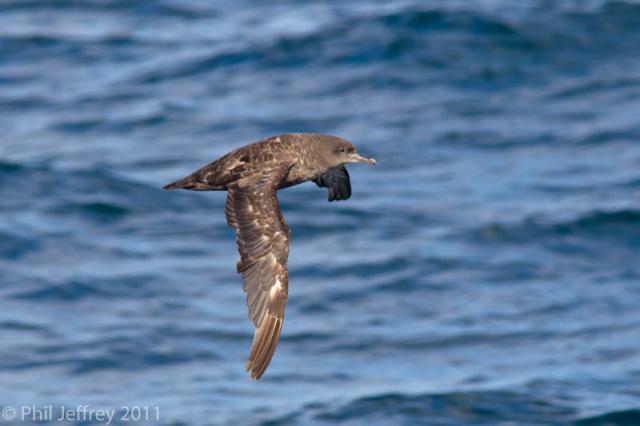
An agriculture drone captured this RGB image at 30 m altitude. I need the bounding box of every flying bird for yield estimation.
[163,133,376,379]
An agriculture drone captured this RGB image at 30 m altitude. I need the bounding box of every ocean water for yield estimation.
[1,0,640,424]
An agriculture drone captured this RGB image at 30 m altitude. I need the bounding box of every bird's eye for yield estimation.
[339,147,345,153]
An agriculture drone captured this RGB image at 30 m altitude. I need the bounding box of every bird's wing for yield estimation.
[313,165,351,201]
[225,166,291,380]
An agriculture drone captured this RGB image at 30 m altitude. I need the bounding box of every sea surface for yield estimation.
[1,0,640,424]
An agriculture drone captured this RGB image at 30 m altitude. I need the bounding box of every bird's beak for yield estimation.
[349,153,376,165]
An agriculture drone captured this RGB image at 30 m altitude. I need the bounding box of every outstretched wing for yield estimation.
[314,165,351,201]
[225,166,291,380]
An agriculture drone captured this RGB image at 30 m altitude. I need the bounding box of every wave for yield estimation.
[11,274,162,302]
[554,209,640,234]
[264,389,577,424]
[0,0,215,19]
[0,230,39,260]
[547,76,640,100]
[1,334,222,374]
[0,160,23,172]
[468,209,640,244]
[322,319,640,355]
[264,388,640,424]
[575,409,640,425]
[0,160,204,212]
[121,1,640,88]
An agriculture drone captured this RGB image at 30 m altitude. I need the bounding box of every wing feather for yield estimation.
[226,166,291,379]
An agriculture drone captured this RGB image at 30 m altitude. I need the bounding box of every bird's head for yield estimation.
[315,135,376,168]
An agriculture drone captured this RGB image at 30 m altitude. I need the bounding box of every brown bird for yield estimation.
[163,133,376,379]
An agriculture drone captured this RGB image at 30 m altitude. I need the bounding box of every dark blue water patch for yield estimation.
[52,200,131,224]
[576,126,640,145]
[365,3,640,87]
[0,35,182,71]
[272,390,577,425]
[293,301,332,314]
[294,255,413,280]
[333,9,537,70]
[620,177,640,189]
[0,35,129,65]
[380,9,504,33]
[0,159,24,172]
[11,274,163,302]
[47,199,131,227]
[321,71,419,95]
[2,334,221,374]
[372,275,434,295]
[0,95,54,110]
[575,409,640,425]
[547,76,640,100]
[49,118,104,133]
[0,0,217,19]
[0,33,142,49]
[0,229,39,259]
[264,371,353,386]
[69,348,217,375]
[100,2,640,107]
[50,113,168,134]
[324,318,640,355]
[566,1,640,34]
[0,320,51,333]
[554,209,640,236]
[466,209,640,246]
[279,331,334,346]
[70,89,152,107]
[160,325,251,344]
[132,49,264,84]
[0,162,208,221]
[325,330,552,355]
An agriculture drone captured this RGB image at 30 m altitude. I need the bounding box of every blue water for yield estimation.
[1,0,640,424]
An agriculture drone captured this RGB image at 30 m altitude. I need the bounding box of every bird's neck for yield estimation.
[279,142,327,187]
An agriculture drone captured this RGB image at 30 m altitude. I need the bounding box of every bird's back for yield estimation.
[163,133,339,191]
[164,136,294,191]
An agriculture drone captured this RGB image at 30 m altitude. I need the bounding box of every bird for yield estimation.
[163,133,376,379]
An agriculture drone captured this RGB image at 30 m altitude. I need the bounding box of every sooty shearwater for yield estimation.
[164,133,376,379]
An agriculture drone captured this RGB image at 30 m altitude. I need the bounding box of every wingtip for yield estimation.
[246,364,265,380]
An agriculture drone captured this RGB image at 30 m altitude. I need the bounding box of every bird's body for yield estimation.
[164,133,375,379]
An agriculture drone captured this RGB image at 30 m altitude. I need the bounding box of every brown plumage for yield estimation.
[164,133,375,380]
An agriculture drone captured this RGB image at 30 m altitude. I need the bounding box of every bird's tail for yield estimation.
[163,175,225,191]
[163,176,195,190]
